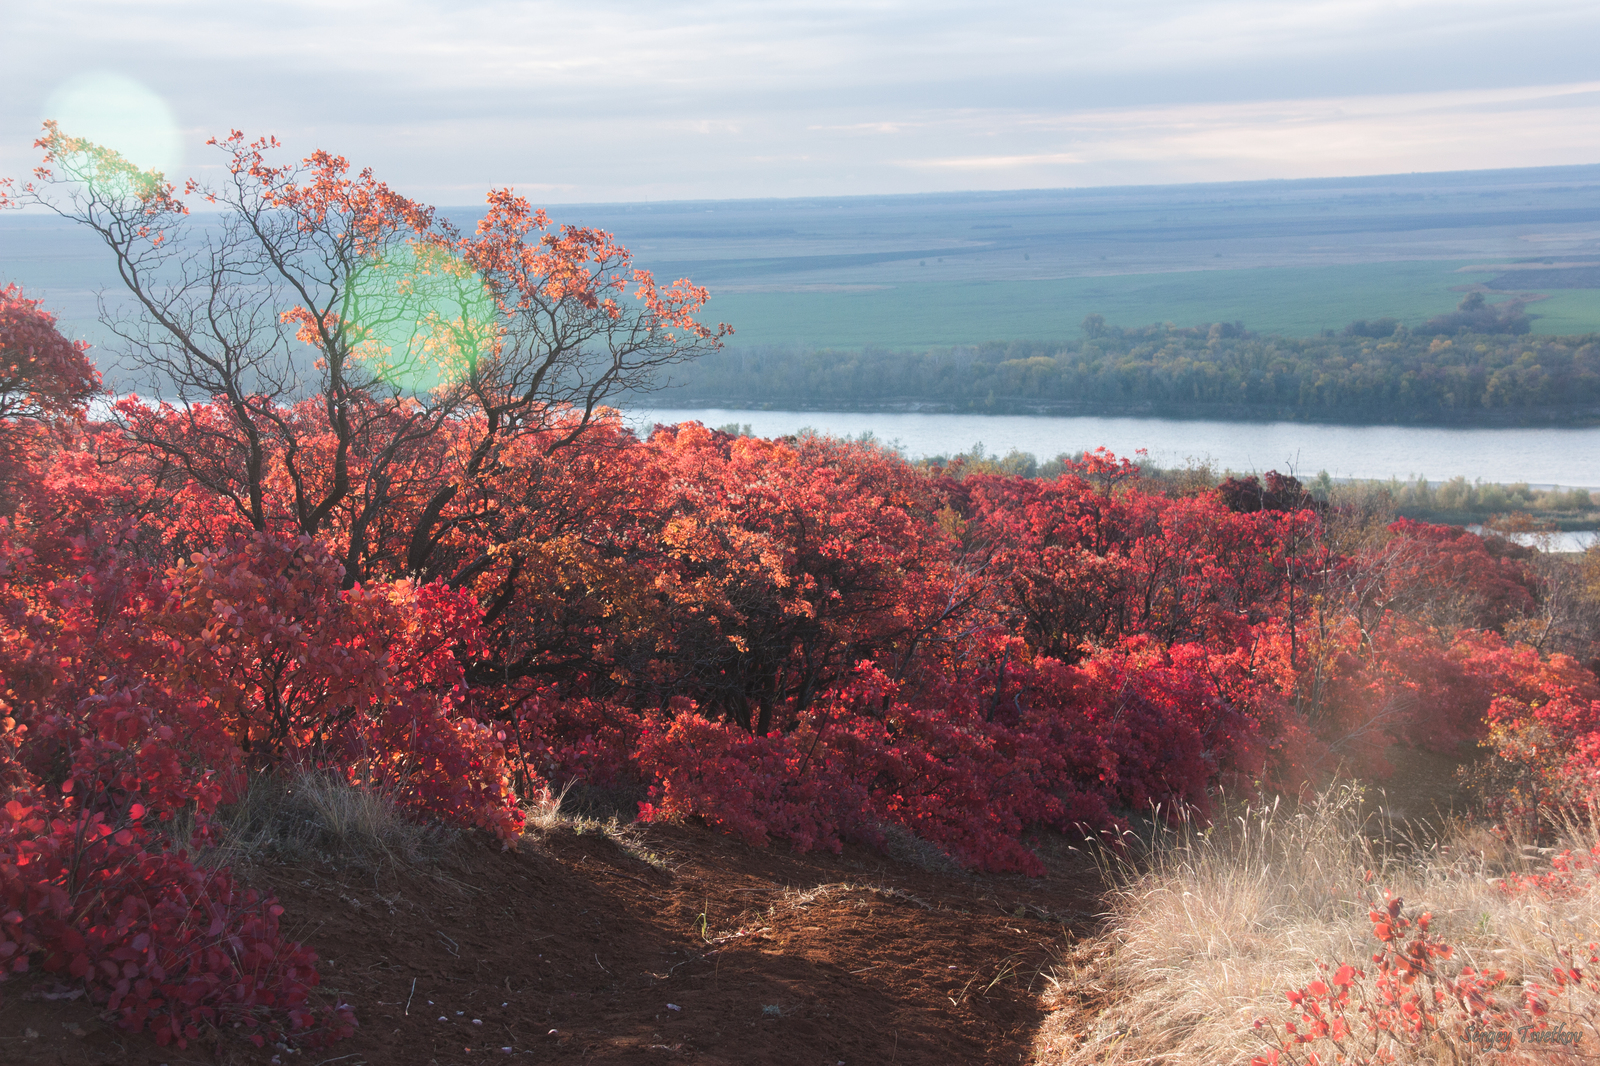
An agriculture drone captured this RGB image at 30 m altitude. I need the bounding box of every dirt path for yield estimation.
[2,824,1105,1066]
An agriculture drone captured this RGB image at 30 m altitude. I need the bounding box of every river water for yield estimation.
[626,407,1600,490]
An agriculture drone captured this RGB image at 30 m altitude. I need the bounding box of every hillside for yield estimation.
[1,817,1102,1066]
[8,145,1600,1066]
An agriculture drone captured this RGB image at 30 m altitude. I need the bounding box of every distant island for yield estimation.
[648,300,1600,427]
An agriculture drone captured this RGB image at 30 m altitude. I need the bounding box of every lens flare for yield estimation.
[43,73,182,176]
[344,241,498,393]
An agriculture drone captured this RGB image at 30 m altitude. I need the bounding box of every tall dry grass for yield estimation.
[188,771,458,869]
[1034,786,1600,1064]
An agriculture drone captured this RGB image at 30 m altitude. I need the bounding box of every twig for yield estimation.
[404,977,416,1015]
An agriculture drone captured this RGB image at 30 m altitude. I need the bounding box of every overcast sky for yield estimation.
[3,0,1599,204]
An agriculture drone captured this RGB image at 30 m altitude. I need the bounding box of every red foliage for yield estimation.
[956,460,1322,661]
[1465,645,1600,834]
[1374,518,1540,633]
[0,516,353,1047]
[5,131,1594,1043]
[0,284,98,427]
[0,285,100,507]
[0,799,352,1048]
[636,663,1079,874]
[1251,885,1596,1065]
[633,645,1271,874]
[1217,470,1322,515]
[0,448,517,1047]
[153,533,522,840]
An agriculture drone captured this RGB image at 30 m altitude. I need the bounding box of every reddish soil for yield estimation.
[1,823,1105,1066]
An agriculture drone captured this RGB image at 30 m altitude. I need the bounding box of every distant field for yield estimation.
[4,163,1599,367]
[702,259,1600,349]
[1513,289,1600,335]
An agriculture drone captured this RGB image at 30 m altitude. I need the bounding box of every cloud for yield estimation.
[807,123,917,135]
[2,1,1598,201]
[829,80,1600,191]
[909,152,1085,170]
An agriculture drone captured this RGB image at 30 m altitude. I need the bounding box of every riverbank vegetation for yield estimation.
[912,444,1600,533]
[658,306,1600,425]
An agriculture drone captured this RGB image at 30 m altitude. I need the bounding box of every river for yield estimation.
[625,407,1600,490]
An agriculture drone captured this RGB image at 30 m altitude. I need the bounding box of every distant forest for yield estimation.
[650,298,1600,425]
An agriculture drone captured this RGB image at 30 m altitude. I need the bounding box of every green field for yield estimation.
[1513,289,1600,335]
[6,165,1600,362]
[706,260,1600,350]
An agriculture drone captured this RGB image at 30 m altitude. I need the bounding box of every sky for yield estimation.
[3,0,1600,204]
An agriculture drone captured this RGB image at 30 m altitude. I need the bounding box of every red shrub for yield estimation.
[1251,891,1586,1065]
[0,798,352,1048]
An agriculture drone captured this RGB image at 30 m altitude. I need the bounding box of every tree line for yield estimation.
[899,443,1600,530]
[652,308,1600,425]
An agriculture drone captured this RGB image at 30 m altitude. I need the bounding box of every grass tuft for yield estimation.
[190,771,457,870]
[520,779,671,871]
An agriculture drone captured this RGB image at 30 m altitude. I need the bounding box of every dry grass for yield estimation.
[1033,786,1600,1065]
[191,771,457,870]
[520,779,671,870]
[522,779,577,834]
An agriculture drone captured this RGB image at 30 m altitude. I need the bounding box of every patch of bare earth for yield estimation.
[1,824,1104,1066]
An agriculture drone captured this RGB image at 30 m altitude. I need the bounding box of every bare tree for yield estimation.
[14,125,728,585]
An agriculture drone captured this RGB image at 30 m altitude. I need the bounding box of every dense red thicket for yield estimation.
[10,391,1565,866]
[0,452,513,1047]
[5,346,1582,1042]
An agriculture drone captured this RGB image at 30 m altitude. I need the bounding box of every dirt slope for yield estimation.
[1,823,1104,1066]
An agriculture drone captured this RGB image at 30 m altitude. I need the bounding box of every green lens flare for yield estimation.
[343,242,498,393]
[44,73,182,177]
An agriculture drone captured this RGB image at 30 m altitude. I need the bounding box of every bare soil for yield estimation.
[1,822,1106,1066]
